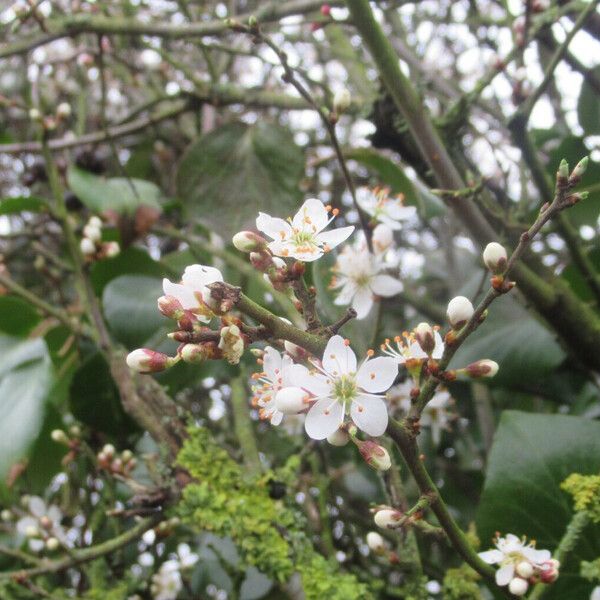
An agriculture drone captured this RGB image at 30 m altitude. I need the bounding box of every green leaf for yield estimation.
[69,352,137,437]
[477,411,600,600]
[577,66,600,136]
[450,294,565,387]
[0,297,40,336]
[67,166,162,214]
[0,196,47,215]
[176,121,304,239]
[346,147,446,218]
[90,247,168,295]
[102,274,166,348]
[0,347,54,482]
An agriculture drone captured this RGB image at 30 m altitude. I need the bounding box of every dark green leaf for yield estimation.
[477,411,600,600]
[0,297,40,336]
[102,274,166,348]
[577,66,600,136]
[176,122,304,239]
[67,166,162,214]
[69,352,137,437]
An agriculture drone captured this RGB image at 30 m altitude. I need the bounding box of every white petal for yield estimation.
[275,387,308,414]
[370,274,403,297]
[294,371,332,396]
[289,245,323,262]
[478,549,504,565]
[352,286,374,319]
[282,362,308,387]
[270,411,283,426]
[379,214,403,231]
[16,516,37,535]
[356,357,398,393]
[334,281,357,306]
[431,331,444,359]
[29,539,45,553]
[182,264,223,288]
[28,496,46,518]
[385,203,417,221]
[262,347,283,382]
[316,226,354,250]
[355,187,376,214]
[350,394,388,436]
[496,563,514,586]
[256,212,292,241]
[322,335,357,375]
[163,279,198,311]
[304,398,344,440]
[292,198,329,232]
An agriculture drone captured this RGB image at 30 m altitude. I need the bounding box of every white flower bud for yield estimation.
[87,216,103,229]
[483,242,508,274]
[333,88,352,113]
[50,429,69,445]
[232,231,267,253]
[218,324,244,365]
[121,450,134,463]
[374,508,402,529]
[516,561,534,579]
[1,509,12,522]
[463,359,499,379]
[45,537,60,551]
[446,296,474,329]
[275,387,307,415]
[80,237,96,255]
[29,108,41,121]
[83,224,102,242]
[56,102,71,119]
[126,348,175,373]
[366,531,385,553]
[508,577,529,596]
[102,444,116,458]
[24,525,39,538]
[69,425,81,437]
[327,428,350,447]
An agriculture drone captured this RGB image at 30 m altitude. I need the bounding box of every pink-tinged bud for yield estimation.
[508,577,528,596]
[539,559,560,583]
[179,343,209,364]
[483,242,508,274]
[157,295,185,320]
[327,428,350,446]
[366,531,386,554]
[355,439,391,471]
[102,444,116,458]
[232,231,268,253]
[103,241,120,258]
[446,296,474,329]
[275,387,307,414]
[463,359,499,379]
[374,508,402,529]
[250,250,275,272]
[516,561,534,579]
[126,348,174,373]
[414,322,435,355]
[284,340,310,362]
[320,3,331,16]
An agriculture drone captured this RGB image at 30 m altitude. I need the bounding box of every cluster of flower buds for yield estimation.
[97,444,137,476]
[479,533,560,596]
[80,215,120,260]
[50,425,82,465]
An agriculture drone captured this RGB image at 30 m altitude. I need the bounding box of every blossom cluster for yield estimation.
[79,215,120,260]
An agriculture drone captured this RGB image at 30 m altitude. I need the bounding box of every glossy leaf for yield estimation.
[577,66,600,136]
[67,166,162,214]
[176,122,304,238]
[0,296,40,336]
[0,196,47,215]
[477,411,600,600]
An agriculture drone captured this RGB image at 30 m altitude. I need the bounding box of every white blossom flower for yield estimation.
[251,347,308,426]
[176,543,199,569]
[16,496,68,552]
[256,198,354,262]
[162,264,223,323]
[479,534,551,588]
[289,335,398,439]
[331,244,403,319]
[150,560,182,600]
[356,187,416,230]
[389,382,454,445]
[380,329,444,364]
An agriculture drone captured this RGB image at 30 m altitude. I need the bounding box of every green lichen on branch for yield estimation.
[176,425,294,581]
[561,473,600,522]
[442,563,482,599]
[581,557,600,583]
[175,426,373,599]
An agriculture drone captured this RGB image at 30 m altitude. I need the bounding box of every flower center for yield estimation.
[333,374,357,403]
[292,230,317,246]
